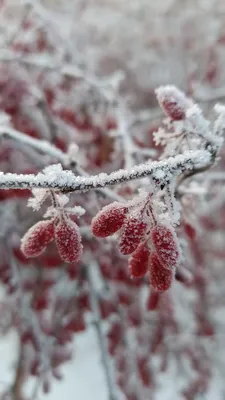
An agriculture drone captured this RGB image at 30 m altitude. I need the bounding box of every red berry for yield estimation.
[128,243,150,278]
[119,217,147,255]
[21,220,54,258]
[54,218,83,263]
[91,202,127,237]
[149,253,174,292]
[151,225,179,270]
[155,85,192,120]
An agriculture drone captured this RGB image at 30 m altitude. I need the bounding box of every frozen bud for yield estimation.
[21,220,54,258]
[151,225,179,270]
[92,202,127,237]
[149,253,174,292]
[128,243,150,278]
[155,85,192,120]
[54,218,83,263]
[119,217,147,255]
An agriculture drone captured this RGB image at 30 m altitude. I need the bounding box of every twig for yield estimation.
[0,126,124,202]
[10,345,25,400]
[87,263,118,400]
[0,150,212,192]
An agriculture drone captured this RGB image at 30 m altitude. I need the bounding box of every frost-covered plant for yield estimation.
[0,1,225,400]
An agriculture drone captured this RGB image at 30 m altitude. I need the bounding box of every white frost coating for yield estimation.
[155,85,193,111]
[0,149,212,192]
[153,169,166,180]
[28,188,49,211]
[154,92,224,160]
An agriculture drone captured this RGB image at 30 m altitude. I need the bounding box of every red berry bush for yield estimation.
[0,1,225,399]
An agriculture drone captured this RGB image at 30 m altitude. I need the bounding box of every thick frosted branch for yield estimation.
[0,150,211,192]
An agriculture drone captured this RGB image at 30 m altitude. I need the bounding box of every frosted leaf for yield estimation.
[185,105,210,137]
[55,194,69,207]
[28,188,49,211]
[153,127,168,146]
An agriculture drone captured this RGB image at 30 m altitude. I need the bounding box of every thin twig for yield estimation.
[87,262,118,400]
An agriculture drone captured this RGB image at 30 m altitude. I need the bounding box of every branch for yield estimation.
[0,127,65,162]
[0,126,124,202]
[87,263,118,400]
[0,150,212,192]
[10,344,25,400]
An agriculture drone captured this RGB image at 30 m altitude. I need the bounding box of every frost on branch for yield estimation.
[154,85,224,159]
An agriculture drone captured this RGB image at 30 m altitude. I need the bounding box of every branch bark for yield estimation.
[0,150,212,193]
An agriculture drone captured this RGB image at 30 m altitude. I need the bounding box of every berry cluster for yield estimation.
[92,200,180,291]
[21,215,83,264]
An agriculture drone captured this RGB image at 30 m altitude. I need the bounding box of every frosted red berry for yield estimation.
[156,85,192,120]
[119,217,147,255]
[149,253,174,292]
[151,225,179,270]
[146,291,160,310]
[54,218,83,263]
[128,243,150,278]
[91,202,127,237]
[21,220,54,258]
